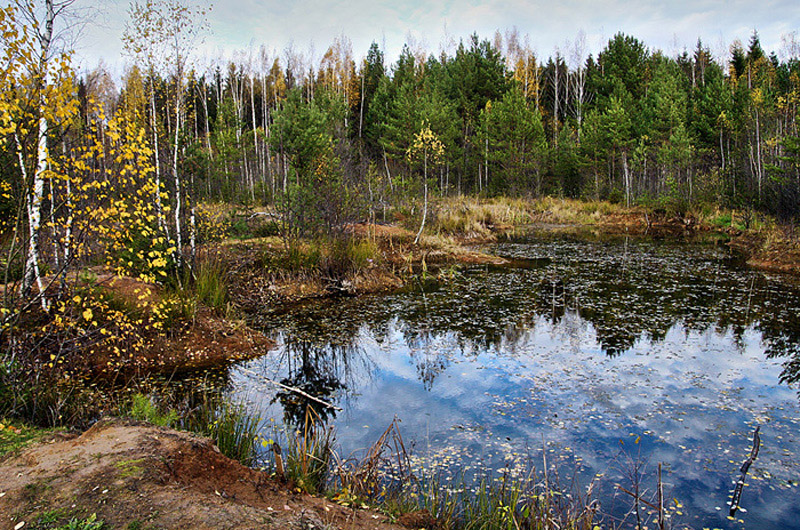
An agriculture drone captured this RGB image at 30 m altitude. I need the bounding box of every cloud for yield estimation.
[73,0,800,76]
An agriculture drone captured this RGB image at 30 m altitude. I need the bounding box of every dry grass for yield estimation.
[433,196,536,237]
[431,196,636,235]
[532,197,627,224]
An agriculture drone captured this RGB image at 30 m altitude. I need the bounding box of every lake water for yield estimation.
[230,228,800,529]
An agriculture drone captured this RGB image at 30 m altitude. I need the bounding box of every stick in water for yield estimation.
[239,367,343,411]
[730,426,761,517]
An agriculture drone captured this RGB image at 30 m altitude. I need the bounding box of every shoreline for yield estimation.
[23,198,798,380]
[2,197,798,529]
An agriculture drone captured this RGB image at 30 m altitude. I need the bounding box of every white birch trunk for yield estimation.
[150,87,167,235]
[249,73,258,201]
[173,94,183,269]
[17,133,45,309]
[623,151,631,208]
[22,0,54,311]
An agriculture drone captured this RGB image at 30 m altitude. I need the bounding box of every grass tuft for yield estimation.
[193,258,229,312]
[282,406,334,494]
[126,393,178,427]
[181,394,261,467]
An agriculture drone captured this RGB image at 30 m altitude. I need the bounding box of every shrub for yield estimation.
[0,251,24,282]
[151,291,196,329]
[322,237,379,278]
[264,236,378,279]
[109,224,176,283]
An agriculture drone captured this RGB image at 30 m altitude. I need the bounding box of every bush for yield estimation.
[229,217,251,239]
[195,203,234,242]
[264,236,378,279]
[110,225,176,283]
[284,240,323,272]
[151,291,196,329]
[0,251,24,282]
[710,211,733,227]
[253,219,279,238]
[322,237,379,278]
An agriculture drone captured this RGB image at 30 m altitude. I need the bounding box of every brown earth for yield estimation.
[138,307,274,373]
[729,231,800,275]
[89,273,274,375]
[2,270,274,377]
[594,211,701,236]
[0,418,411,530]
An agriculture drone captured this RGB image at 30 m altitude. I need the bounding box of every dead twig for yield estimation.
[730,426,761,517]
[239,367,342,411]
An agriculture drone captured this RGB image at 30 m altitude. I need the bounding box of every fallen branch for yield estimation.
[730,425,761,517]
[239,367,343,411]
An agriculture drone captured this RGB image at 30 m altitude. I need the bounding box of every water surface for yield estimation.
[232,228,800,529]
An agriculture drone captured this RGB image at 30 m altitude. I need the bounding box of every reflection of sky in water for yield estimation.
[232,233,800,530]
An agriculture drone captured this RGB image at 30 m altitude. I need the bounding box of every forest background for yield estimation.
[2,0,800,425]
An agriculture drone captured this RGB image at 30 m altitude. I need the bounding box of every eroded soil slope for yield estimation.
[0,419,406,530]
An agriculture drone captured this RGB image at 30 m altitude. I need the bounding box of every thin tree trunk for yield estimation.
[623,151,631,207]
[17,133,46,309]
[383,147,393,193]
[63,155,72,285]
[755,106,763,201]
[22,0,54,310]
[484,136,489,192]
[49,173,59,273]
[250,73,258,202]
[173,90,183,269]
[150,85,167,235]
[414,151,428,245]
[359,72,365,138]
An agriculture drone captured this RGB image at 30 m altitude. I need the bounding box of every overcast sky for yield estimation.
[74,0,800,75]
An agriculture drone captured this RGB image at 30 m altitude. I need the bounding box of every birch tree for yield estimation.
[3,1,77,310]
[123,0,207,269]
[569,31,590,142]
[408,125,444,244]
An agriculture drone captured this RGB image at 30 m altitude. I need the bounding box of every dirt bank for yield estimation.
[0,418,408,530]
[727,230,800,275]
[88,273,275,376]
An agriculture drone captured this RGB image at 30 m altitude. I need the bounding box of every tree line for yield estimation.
[3,0,800,314]
[112,20,800,228]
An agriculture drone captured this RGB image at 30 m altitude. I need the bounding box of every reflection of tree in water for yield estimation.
[758,298,800,386]
[258,234,800,393]
[272,338,380,426]
[404,328,451,390]
[273,341,344,426]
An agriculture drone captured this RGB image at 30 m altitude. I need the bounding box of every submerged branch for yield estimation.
[239,367,342,411]
[730,425,761,517]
